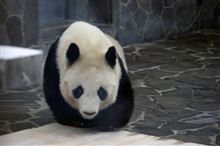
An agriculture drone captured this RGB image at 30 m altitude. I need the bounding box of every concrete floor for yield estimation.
[1,123,204,145]
[0,29,220,145]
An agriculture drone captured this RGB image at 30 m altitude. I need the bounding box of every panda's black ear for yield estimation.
[105,46,116,68]
[66,43,80,65]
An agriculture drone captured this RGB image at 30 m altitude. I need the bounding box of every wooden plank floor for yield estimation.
[0,123,205,145]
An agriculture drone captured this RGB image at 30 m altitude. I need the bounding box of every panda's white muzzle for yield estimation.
[78,96,100,119]
[81,110,97,119]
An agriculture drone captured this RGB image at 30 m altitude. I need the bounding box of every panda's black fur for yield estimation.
[43,38,134,131]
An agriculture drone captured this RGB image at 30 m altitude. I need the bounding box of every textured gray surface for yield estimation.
[0,30,220,145]
[0,47,43,90]
[118,0,220,45]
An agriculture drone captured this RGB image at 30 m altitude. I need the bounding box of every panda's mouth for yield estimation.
[80,111,98,119]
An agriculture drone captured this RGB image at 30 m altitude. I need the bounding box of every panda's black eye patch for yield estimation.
[66,43,80,65]
[73,85,83,99]
[97,87,108,101]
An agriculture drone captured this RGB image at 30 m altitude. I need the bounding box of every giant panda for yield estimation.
[43,21,134,131]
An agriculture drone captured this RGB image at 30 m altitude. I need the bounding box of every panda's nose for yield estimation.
[82,111,96,116]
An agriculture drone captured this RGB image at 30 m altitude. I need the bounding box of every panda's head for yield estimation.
[57,22,121,120]
[60,44,120,120]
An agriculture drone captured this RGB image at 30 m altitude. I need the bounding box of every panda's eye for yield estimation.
[73,85,83,99]
[97,87,108,101]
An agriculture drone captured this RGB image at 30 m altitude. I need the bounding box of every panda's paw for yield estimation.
[96,126,120,132]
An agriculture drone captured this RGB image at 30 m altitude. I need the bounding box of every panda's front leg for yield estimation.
[92,96,133,131]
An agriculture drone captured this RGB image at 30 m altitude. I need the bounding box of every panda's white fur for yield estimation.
[56,21,127,119]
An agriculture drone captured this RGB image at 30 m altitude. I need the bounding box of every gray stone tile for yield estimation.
[208,48,220,54]
[209,110,220,119]
[134,117,164,128]
[133,96,154,112]
[206,62,220,69]
[30,117,55,126]
[0,92,40,101]
[9,84,40,91]
[161,122,206,130]
[143,79,173,90]
[153,95,193,112]
[151,110,199,123]
[142,56,177,65]
[35,109,53,117]
[132,125,173,137]
[0,112,30,121]
[189,103,220,112]
[172,75,217,88]
[187,126,220,136]
[159,62,202,72]
[138,44,171,56]
[180,113,219,125]
[183,68,220,78]
[10,122,37,132]
[194,89,217,99]
[170,135,211,145]
[161,88,192,98]
[0,100,40,107]
[134,87,159,96]
[0,106,30,113]
[140,69,176,79]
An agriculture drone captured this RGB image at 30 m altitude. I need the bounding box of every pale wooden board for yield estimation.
[0,123,205,146]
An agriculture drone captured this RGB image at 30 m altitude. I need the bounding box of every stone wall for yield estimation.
[38,0,119,41]
[0,0,38,47]
[0,0,219,47]
[117,0,220,45]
